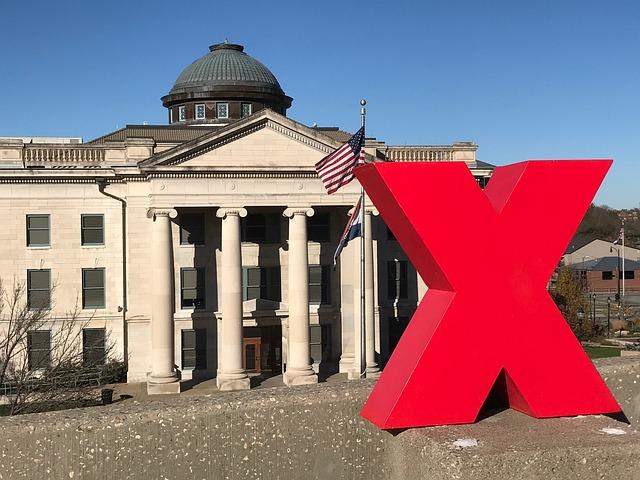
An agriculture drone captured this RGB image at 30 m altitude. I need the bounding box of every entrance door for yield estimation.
[243,337,262,373]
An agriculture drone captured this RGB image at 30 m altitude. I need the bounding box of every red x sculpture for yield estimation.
[355,160,621,429]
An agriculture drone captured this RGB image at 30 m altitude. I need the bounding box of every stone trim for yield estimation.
[149,118,335,168]
[266,120,333,155]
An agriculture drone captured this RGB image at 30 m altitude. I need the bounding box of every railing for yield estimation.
[0,367,109,396]
[385,148,455,162]
[24,146,105,163]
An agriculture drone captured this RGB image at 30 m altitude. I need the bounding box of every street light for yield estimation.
[607,296,611,338]
[592,292,597,329]
[610,245,621,302]
[577,308,585,339]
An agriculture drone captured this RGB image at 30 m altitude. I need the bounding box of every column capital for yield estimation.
[146,208,177,220]
[216,207,248,219]
[365,207,379,216]
[283,207,314,218]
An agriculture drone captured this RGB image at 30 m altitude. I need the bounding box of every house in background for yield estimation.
[567,257,640,294]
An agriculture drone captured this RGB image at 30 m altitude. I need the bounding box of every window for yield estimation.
[178,105,186,121]
[181,268,206,309]
[26,214,50,247]
[195,103,206,120]
[27,269,51,309]
[83,328,106,366]
[242,267,281,302]
[241,103,252,118]
[82,268,105,309]
[182,329,207,369]
[169,108,173,123]
[242,214,280,243]
[28,330,51,370]
[624,270,635,280]
[81,214,104,246]
[217,102,229,119]
[180,213,205,245]
[309,265,330,304]
[602,271,614,280]
[387,260,408,300]
[308,213,330,243]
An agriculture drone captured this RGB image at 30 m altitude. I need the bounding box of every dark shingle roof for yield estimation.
[565,234,598,254]
[88,125,218,144]
[311,127,353,143]
[570,256,640,271]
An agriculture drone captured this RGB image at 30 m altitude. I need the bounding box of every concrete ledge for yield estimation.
[0,358,638,479]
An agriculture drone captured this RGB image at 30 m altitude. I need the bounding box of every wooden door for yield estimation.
[243,337,262,373]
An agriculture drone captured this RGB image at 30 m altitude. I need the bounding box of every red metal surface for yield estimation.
[355,160,621,429]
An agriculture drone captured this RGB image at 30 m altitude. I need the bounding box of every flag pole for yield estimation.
[622,219,625,300]
[359,98,367,378]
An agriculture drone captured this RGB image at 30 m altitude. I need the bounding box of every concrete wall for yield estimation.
[0,358,638,479]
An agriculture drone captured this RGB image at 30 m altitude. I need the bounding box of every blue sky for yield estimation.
[0,0,638,208]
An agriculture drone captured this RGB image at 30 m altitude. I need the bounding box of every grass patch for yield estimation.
[584,345,622,359]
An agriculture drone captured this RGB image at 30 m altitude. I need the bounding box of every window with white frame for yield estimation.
[241,103,252,118]
[217,102,229,119]
[195,104,206,120]
[178,105,186,121]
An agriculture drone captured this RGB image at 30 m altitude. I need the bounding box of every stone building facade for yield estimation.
[0,43,494,393]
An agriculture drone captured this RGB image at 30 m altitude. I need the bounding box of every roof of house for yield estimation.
[565,233,599,254]
[569,256,640,271]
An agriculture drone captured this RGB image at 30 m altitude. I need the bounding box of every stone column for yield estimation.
[283,207,318,386]
[216,208,250,391]
[364,207,380,378]
[146,208,180,395]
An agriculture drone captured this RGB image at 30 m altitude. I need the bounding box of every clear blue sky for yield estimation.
[0,0,638,208]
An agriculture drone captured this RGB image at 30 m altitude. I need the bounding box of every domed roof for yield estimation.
[169,43,285,97]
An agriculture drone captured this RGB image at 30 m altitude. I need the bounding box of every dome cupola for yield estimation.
[162,42,292,126]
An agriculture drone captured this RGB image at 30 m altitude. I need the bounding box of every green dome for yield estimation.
[169,43,285,96]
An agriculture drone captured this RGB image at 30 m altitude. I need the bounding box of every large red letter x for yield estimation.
[355,160,621,429]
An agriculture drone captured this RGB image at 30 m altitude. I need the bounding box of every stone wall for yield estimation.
[0,358,638,480]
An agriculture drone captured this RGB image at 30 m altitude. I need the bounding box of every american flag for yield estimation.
[315,126,365,194]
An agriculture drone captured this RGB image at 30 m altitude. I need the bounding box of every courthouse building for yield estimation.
[0,42,493,393]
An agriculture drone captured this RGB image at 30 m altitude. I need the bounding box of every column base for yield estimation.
[365,368,381,379]
[147,380,181,395]
[339,355,355,373]
[283,369,318,386]
[347,368,363,380]
[216,373,250,391]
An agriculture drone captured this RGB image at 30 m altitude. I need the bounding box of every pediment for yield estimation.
[141,110,344,171]
[243,298,285,314]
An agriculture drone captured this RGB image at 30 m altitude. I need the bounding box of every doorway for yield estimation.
[243,325,282,375]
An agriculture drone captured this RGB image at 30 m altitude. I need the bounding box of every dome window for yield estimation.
[241,103,252,118]
[217,103,229,119]
[178,105,186,122]
[195,104,206,120]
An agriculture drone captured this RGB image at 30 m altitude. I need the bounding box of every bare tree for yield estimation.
[0,278,121,415]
